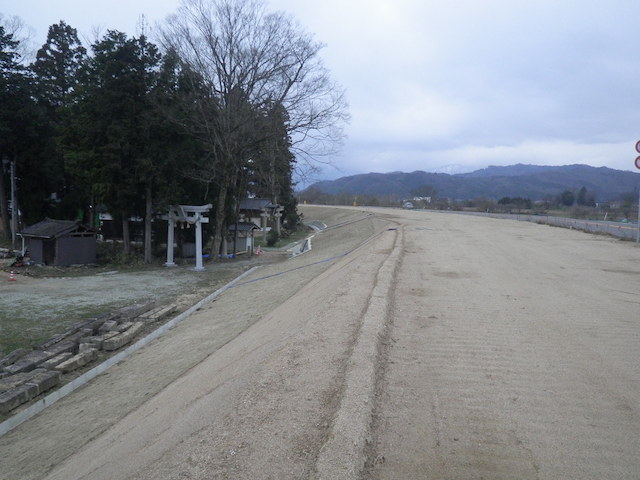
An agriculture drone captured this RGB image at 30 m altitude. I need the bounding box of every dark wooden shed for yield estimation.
[19,219,97,266]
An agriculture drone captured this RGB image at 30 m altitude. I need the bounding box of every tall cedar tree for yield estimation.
[0,25,22,238]
[247,103,299,226]
[63,31,161,255]
[0,25,44,238]
[31,21,87,220]
[32,21,86,109]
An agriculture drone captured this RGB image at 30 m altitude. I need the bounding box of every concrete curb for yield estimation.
[287,235,314,258]
[0,266,259,438]
[314,227,403,479]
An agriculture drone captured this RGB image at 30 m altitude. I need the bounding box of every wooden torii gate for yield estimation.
[164,204,212,271]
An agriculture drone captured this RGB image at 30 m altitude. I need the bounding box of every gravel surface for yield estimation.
[0,258,273,355]
[1,206,638,480]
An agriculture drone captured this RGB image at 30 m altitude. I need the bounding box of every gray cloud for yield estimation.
[313,0,640,178]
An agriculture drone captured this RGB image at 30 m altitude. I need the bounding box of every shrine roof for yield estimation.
[20,219,96,239]
[239,198,278,211]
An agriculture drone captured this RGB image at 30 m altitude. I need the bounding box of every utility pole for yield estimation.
[10,158,17,250]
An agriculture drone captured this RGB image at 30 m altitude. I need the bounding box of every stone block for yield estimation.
[69,317,103,336]
[118,303,156,320]
[139,304,176,323]
[25,368,61,395]
[101,331,120,344]
[0,383,38,414]
[0,372,31,392]
[85,317,108,333]
[79,327,94,337]
[36,333,68,350]
[98,320,119,333]
[103,322,144,351]
[3,350,54,375]
[0,349,27,369]
[55,348,98,373]
[44,341,77,357]
[80,331,120,350]
[115,322,134,333]
[70,318,97,333]
[64,331,87,345]
[78,343,94,353]
[57,328,80,342]
[79,336,99,348]
[41,352,73,369]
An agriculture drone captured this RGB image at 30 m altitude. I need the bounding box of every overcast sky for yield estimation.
[3,0,640,183]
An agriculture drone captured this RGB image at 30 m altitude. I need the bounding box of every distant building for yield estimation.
[19,219,97,266]
[238,198,284,237]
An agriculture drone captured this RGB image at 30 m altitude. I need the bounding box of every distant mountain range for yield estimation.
[304,164,640,201]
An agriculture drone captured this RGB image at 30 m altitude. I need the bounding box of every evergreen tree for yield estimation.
[0,25,43,237]
[248,102,299,227]
[28,22,87,220]
[63,31,162,255]
[559,189,575,207]
[576,186,595,207]
[32,21,86,110]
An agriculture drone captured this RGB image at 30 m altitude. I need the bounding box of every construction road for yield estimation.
[1,206,639,480]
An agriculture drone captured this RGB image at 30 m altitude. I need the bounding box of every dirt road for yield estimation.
[1,206,638,479]
[365,210,640,479]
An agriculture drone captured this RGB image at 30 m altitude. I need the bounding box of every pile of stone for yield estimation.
[0,302,176,415]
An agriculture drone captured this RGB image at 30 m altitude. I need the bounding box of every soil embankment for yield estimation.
[1,206,639,480]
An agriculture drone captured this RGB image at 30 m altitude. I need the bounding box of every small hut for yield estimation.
[19,219,97,266]
[227,222,260,255]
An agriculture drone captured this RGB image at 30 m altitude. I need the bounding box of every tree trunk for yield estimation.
[232,213,238,256]
[232,178,244,256]
[0,161,10,241]
[122,213,131,255]
[211,180,228,259]
[144,184,152,264]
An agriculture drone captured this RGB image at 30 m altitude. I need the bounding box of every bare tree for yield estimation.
[159,0,348,256]
[0,15,36,63]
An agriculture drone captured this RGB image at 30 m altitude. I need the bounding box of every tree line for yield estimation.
[301,183,638,221]
[0,0,348,261]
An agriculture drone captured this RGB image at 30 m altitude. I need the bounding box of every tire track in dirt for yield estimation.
[314,225,404,480]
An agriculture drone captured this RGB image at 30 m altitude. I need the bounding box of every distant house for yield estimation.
[238,198,284,236]
[19,219,97,266]
[239,198,279,223]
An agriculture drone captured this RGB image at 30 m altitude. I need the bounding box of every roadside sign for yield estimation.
[636,156,640,170]
[636,140,640,153]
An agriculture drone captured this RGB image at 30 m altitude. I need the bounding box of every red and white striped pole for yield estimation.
[634,141,640,243]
